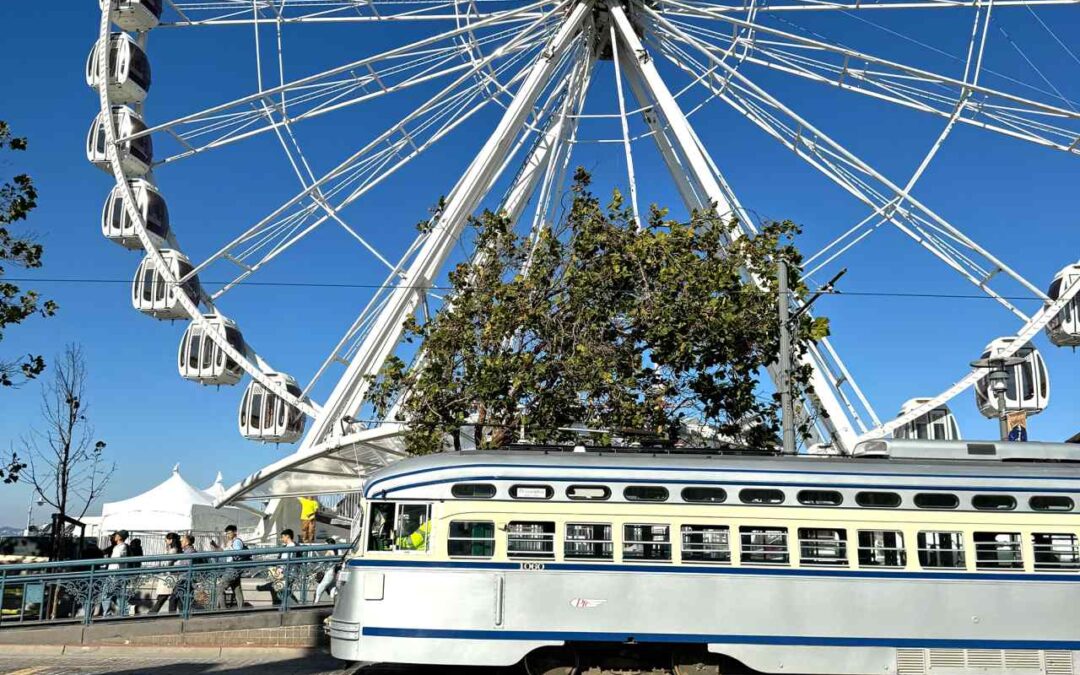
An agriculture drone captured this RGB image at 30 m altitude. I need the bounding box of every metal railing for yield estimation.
[0,543,349,627]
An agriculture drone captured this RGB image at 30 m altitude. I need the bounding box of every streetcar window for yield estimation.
[623,524,671,562]
[564,523,613,560]
[740,527,789,565]
[739,489,784,505]
[973,532,1023,570]
[857,530,906,568]
[917,531,965,569]
[567,485,610,501]
[681,525,731,564]
[914,493,959,510]
[681,487,727,503]
[1030,496,1075,512]
[797,490,843,506]
[447,521,495,558]
[798,528,848,566]
[367,501,432,553]
[507,521,555,560]
[1032,533,1080,571]
[855,491,901,508]
[510,484,553,500]
[451,483,495,499]
[972,494,1016,511]
[366,502,396,552]
[624,486,669,502]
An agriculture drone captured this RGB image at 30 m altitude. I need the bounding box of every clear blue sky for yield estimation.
[0,2,1077,526]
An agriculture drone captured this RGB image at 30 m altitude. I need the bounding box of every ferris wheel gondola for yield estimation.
[1046,263,1080,348]
[100,0,161,32]
[85,33,151,105]
[238,373,306,445]
[892,399,961,442]
[974,339,1050,418]
[102,178,170,250]
[131,248,200,320]
[178,314,246,387]
[87,106,151,176]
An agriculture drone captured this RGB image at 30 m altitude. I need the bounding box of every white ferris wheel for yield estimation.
[88,0,1080,504]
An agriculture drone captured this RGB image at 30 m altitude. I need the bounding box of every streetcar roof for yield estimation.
[361,439,1080,499]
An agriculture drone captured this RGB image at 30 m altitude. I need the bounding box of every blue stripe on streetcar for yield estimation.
[361,627,1080,651]
[345,558,1080,582]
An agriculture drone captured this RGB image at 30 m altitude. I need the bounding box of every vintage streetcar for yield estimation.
[328,439,1080,674]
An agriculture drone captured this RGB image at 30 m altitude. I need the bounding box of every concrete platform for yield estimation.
[0,606,332,650]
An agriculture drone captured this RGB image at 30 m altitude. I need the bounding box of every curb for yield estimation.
[3,644,323,659]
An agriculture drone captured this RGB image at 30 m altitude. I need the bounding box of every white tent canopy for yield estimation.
[202,471,226,502]
[100,465,257,535]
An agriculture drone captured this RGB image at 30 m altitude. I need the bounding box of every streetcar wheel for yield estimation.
[672,648,724,675]
[525,646,580,675]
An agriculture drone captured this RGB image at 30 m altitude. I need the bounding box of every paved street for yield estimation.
[0,651,523,675]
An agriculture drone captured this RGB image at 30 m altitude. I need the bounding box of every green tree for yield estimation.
[1,121,56,390]
[370,169,828,454]
[1,121,56,484]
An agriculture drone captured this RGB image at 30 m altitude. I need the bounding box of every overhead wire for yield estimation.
[0,276,1052,301]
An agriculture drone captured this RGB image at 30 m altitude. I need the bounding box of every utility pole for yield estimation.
[777,263,846,456]
[778,259,796,456]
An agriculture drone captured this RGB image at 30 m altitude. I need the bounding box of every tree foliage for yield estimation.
[1,121,57,390]
[370,169,828,454]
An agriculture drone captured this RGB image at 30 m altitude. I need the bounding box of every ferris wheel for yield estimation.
[88,0,1080,502]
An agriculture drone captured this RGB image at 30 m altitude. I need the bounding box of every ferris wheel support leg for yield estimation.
[610,4,858,453]
[297,0,595,453]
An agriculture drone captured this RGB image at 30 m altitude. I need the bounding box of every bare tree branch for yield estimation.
[22,344,112,556]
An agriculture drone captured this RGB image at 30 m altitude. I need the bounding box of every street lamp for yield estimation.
[970,355,1025,441]
[24,491,45,537]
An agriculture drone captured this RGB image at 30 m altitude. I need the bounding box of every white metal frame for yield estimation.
[89,0,1079,503]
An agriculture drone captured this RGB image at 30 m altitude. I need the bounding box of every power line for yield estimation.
[0,277,1050,301]
[0,277,455,291]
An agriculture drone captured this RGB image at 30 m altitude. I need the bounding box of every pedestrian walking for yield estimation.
[98,530,129,617]
[169,533,198,614]
[268,529,300,606]
[150,532,181,614]
[211,524,248,609]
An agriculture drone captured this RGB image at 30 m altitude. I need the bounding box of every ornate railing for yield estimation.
[0,543,348,626]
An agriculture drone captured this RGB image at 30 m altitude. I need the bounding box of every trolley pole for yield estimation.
[778,259,796,456]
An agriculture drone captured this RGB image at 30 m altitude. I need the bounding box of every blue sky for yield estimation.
[0,2,1077,526]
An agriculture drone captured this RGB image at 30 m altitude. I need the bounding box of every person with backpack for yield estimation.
[210,524,247,609]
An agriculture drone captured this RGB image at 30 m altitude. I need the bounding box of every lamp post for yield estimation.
[24,491,45,536]
[970,355,1025,441]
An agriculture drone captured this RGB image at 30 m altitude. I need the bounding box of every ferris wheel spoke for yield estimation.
[613,18,867,448]
[126,5,558,165]
[181,16,563,299]
[294,1,593,452]
[660,2,1080,154]
[648,12,1049,322]
[375,37,596,422]
[660,0,1080,15]
[161,0,554,25]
